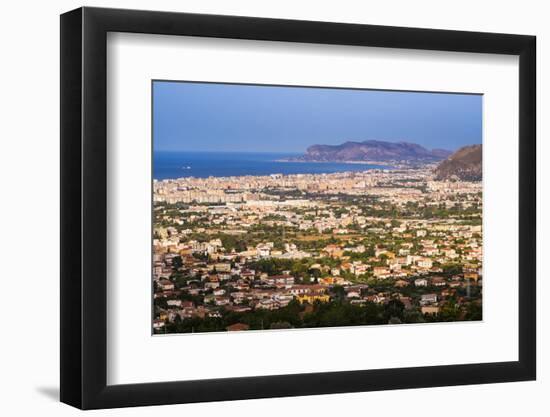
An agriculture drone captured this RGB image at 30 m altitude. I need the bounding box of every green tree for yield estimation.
[403,309,425,323]
[465,302,482,321]
[172,256,183,270]
[383,299,405,322]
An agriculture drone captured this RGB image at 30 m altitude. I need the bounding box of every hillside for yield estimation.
[434,144,482,181]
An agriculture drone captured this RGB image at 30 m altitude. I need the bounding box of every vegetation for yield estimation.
[162,297,481,333]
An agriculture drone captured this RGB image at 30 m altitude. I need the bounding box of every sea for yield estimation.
[153,151,389,180]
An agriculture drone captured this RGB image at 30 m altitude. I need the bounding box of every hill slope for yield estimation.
[434,144,482,181]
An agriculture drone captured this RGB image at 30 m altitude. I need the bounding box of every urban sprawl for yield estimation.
[153,165,482,333]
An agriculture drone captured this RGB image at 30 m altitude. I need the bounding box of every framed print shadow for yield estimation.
[60,6,536,410]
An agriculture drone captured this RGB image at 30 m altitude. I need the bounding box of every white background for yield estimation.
[0,0,546,415]
[108,33,519,384]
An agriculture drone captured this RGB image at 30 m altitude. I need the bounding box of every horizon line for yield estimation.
[154,141,482,154]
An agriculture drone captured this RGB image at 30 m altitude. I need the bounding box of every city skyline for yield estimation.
[153,81,482,153]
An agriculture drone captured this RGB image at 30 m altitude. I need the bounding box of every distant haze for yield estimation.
[153,81,482,153]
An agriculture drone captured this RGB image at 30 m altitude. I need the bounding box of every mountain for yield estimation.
[434,144,482,181]
[299,140,451,162]
[431,148,454,159]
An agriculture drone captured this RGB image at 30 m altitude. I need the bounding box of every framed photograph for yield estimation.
[60,6,536,410]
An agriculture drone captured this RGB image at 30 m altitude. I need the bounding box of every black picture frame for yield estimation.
[60,6,536,410]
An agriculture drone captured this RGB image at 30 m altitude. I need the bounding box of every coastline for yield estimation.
[153,151,394,180]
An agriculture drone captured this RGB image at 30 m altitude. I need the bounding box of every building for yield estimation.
[158,279,175,291]
[421,305,440,315]
[420,293,438,305]
[414,278,428,287]
[296,293,330,304]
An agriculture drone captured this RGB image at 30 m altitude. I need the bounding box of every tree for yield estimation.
[383,299,405,322]
[403,309,425,323]
[465,302,482,321]
[438,301,460,322]
[442,263,462,276]
[154,297,168,309]
[270,321,292,329]
[331,285,346,302]
[172,255,183,270]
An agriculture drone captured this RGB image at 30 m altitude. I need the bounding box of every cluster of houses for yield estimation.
[153,235,482,331]
[153,168,483,332]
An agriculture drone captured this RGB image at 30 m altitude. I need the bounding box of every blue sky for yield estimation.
[153,81,482,153]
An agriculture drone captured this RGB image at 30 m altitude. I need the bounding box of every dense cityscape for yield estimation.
[152,164,482,334]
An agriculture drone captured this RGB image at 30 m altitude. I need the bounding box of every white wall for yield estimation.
[0,0,545,415]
